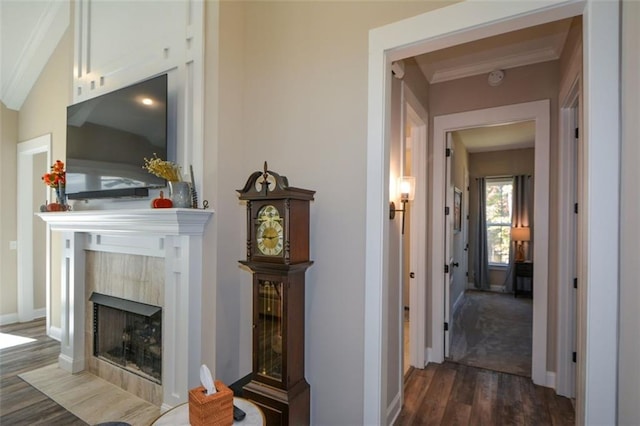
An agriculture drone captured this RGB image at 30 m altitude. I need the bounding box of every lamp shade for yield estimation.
[511,226,531,242]
[398,176,415,201]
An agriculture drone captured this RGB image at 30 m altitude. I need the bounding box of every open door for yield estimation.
[444,132,454,357]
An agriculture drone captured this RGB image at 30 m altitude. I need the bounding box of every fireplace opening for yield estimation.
[90,293,162,384]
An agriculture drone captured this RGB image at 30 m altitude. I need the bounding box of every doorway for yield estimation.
[365,3,621,424]
[443,123,536,377]
[17,134,51,328]
[434,101,549,385]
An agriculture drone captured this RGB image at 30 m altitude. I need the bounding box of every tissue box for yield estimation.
[188,381,233,426]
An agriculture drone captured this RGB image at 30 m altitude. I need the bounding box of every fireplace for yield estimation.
[38,208,213,408]
[90,292,162,384]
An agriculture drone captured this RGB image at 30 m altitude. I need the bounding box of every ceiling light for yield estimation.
[141,98,153,106]
[488,70,505,87]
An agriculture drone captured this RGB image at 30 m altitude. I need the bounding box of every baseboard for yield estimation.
[386,389,402,426]
[0,310,46,325]
[490,284,506,292]
[58,353,85,373]
[0,312,19,325]
[426,346,435,364]
[48,326,62,342]
[546,371,556,389]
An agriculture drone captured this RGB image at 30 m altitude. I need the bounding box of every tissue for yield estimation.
[199,364,216,395]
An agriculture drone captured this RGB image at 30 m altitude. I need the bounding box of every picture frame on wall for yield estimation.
[454,187,462,233]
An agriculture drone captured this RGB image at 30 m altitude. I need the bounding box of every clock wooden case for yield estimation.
[238,163,314,426]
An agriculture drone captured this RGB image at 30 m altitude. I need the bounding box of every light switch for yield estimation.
[9,241,17,250]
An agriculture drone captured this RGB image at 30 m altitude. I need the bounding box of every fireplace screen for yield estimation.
[90,293,162,384]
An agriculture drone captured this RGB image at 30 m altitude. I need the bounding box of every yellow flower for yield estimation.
[143,154,182,181]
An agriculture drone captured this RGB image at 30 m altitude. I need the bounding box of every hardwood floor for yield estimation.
[2,320,574,425]
[397,362,575,426]
[0,319,86,425]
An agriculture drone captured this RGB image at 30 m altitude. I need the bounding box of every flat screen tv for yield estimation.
[66,74,168,199]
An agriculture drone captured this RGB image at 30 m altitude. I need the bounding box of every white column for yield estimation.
[162,234,204,409]
[58,231,86,373]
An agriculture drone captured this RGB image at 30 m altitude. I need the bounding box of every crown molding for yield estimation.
[1,1,69,110]
[429,46,561,84]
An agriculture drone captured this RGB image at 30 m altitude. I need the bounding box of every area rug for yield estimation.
[18,364,161,426]
[449,290,532,377]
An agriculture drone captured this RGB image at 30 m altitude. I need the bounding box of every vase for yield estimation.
[48,183,69,211]
[169,181,191,208]
[56,183,67,206]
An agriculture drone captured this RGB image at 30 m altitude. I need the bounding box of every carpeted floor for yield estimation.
[449,290,532,377]
[19,364,161,426]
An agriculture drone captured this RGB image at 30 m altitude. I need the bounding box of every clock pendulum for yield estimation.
[237,162,315,426]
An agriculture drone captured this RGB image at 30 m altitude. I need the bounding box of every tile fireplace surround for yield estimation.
[38,208,213,410]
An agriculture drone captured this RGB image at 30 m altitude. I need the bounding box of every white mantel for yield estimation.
[38,208,213,409]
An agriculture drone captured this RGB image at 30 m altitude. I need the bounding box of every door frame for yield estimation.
[432,101,550,386]
[365,1,620,424]
[557,77,580,398]
[17,134,51,326]
[403,82,428,370]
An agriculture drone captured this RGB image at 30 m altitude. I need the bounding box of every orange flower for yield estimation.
[42,160,66,188]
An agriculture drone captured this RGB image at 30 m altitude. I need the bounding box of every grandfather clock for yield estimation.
[238,162,314,426]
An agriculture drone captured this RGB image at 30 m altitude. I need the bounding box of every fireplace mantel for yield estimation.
[38,208,213,409]
[38,208,212,235]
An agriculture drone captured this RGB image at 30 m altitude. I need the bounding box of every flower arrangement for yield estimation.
[42,160,68,208]
[42,160,66,188]
[143,153,182,182]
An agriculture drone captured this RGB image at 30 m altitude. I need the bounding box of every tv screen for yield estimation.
[66,74,168,199]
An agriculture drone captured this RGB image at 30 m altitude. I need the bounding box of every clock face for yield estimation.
[256,205,284,256]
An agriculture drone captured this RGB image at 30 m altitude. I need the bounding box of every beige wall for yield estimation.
[402,57,430,113]
[18,26,73,328]
[33,152,47,309]
[213,2,453,423]
[205,0,251,383]
[618,1,640,424]
[0,102,18,319]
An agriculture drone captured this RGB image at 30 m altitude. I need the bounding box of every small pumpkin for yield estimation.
[152,191,173,208]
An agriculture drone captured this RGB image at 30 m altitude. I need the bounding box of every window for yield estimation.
[485,178,513,265]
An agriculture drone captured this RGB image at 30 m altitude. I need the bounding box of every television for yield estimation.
[66,74,168,199]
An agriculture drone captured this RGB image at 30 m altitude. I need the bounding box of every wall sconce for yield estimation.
[390,176,415,234]
[511,226,531,262]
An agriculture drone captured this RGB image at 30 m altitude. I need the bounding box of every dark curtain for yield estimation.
[474,178,490,290]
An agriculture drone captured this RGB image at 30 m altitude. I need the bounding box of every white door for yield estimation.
[444,132,454,357]
[463,171,469,288]
[570,101,580,396]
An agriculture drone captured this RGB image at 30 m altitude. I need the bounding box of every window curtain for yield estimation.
[503,175,533,291]
[474,178,490,290]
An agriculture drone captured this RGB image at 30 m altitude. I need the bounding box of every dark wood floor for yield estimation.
[0,319,86,425]
[2,320,574,425]
[397,362,575,426]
